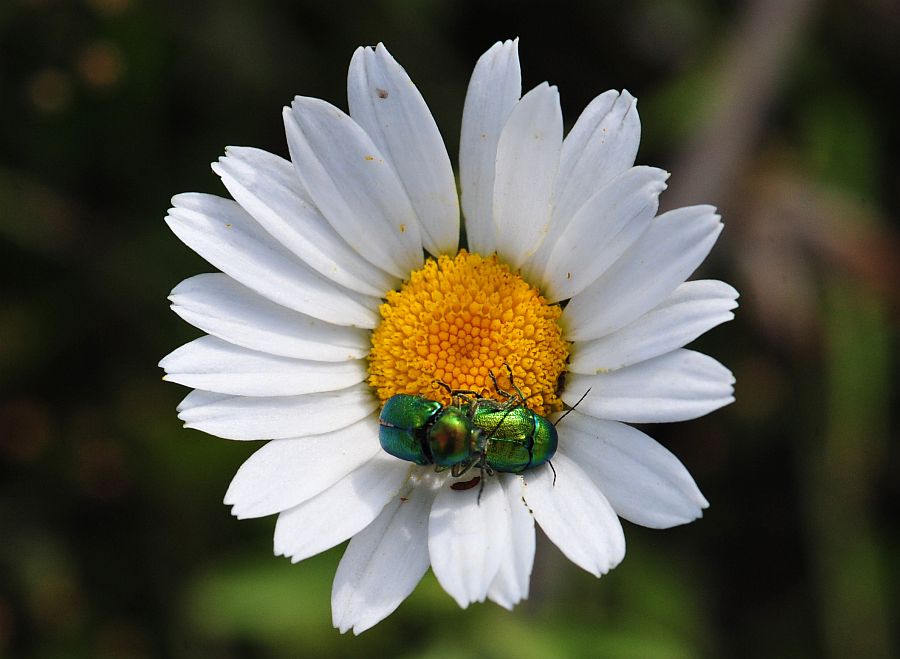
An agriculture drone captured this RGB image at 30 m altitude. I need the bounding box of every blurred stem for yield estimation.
[664,0,817,210]
[803,278,893,658]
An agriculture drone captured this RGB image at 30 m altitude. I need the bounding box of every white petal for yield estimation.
[169,274,370,362]
[428,477,509,608]
[274,452,410,561]
[524,90,640,275]
[223,413,382,519]
[165,193,379,328]
[492,83,563,269]
[522,454,625,577]
[563,205,723,341]
[487,473,535,610]
[540,166,668,302]
[332,480,436,635]
[283,98,423,278]
[459,39,521,255]
[160,336,367,396]
[176,381,377,440]
[553,90,640,228]
[559,412,708,528]
[569,280,739,373]
[348,44,459,255]
[562,349,735,423]
[213,146,395,297]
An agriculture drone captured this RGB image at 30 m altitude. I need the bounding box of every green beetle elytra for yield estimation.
[377,367,559,480]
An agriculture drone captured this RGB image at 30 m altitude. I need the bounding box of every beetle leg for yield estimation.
[503,363,529,405]
[451,456,478,478]
[432,380,453,396]
[488,368,514,402]
[548,460,557,487]
[451,390,481,408]
[493,364,546,409]
[475,457,492,504]
[450,389,480,398]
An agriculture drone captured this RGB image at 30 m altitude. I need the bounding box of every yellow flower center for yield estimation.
[368,250,569,416]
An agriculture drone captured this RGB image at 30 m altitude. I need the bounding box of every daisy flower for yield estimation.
[160,39,736,634]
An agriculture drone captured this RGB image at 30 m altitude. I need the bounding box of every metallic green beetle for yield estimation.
[468,397,558,473]
[377,367,559,478]
[377,393,478,469]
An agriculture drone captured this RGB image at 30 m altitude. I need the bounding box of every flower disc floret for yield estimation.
[368,250,568,416]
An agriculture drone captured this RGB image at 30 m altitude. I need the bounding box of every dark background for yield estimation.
[1,0,898,657]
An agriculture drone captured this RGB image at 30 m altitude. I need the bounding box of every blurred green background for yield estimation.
[1,0,898,657]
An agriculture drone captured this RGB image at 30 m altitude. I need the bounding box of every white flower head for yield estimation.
[161,40,736,634]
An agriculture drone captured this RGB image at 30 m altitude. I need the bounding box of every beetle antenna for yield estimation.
[504,363,528,404]
[434,379,482,398]
[488,369,513,402]
[548,460,557,487]
[433,380,452,395]
[554,388,591,427]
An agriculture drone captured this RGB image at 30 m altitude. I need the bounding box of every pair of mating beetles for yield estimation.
[378,368,564,491]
